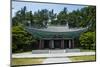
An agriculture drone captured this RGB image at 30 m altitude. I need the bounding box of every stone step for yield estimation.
[49,50,65,53]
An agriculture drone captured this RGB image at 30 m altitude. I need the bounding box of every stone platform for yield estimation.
[32,49,80,54]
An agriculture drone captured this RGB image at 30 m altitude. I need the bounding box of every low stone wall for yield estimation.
[32,49,80,54]
[66,49,80,53]
[32,50,49,54]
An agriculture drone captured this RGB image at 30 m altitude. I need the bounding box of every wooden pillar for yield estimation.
[61,40,64,49]
[49,40,51,49]
[72,39,74,48]
[69,40,71,49]
[39,40,44,49]
[51,40,54,49]
[49,40,53,49]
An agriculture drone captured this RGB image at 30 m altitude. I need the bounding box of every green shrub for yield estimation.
[79,32,95,50]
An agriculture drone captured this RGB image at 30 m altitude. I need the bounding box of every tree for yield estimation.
[79,32,95,49]
[12,6,27,26]
[67,6,96,29]
[57,7,68,25]
[67,9,82,27]
[32,9,50,28]
[49,9,57,25]
[12,25,35,52]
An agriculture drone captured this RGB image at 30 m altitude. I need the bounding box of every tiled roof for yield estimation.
[26,26,88,39]
[28,26,87,32]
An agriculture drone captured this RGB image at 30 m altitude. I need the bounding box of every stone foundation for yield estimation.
[32,49,80,54]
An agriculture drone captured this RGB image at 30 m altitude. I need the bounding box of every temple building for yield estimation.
[26,23,88,49]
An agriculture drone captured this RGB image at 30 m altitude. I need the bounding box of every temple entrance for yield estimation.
[54,40,61,48]
[64,40,69,48]
[38,39,74,49]
[44,40,50,49]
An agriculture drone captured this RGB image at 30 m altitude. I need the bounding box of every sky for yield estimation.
[12,1,88,17]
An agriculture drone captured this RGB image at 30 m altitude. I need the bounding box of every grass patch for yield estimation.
[80,49,95,52]
[68,55,96,62]
[69,48,95,52]
[12,51,32,54]
[12,58,46,66]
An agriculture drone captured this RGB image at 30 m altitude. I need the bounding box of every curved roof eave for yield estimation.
[26,27,88,39]
[26,27,88,33]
